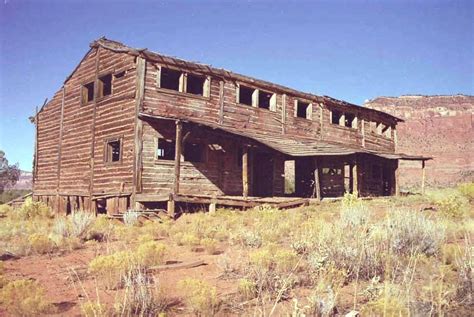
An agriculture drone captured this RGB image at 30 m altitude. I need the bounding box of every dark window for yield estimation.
[345,113,356,128]
[296,101,310,119]
[157,138,176,160]
[322,167,342,175]
[186,74,205,95]
[98,74,112,98]
[184,143,205,163]
[239,85,255,106]
[82,82,94,104]
[258,90,272,109]
[160,67,181,91]
[331,109,342,125]
[106,139,121,163]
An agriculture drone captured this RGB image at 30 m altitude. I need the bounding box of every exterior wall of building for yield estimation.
[34,48,138,214]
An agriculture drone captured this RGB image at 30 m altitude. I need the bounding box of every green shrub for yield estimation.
[0,204,13,216]
[178,278,220,315]
[238,278,257,300]
[70,211,95,239]
[136,241,167,267]
[28,233,55,254]
[201,238,219,255]
[88,251,135,289]
[0,279,53,316]
[16,197,53,219]
[388,210,445,256]
[458,182,474,201]
[81,301,107,317]
[437,195,466,219]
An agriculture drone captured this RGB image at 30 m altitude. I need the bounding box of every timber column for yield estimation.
[352,156,359,197]
[313,157,321,200]
[168,120,183,217]
[242,147,249,197]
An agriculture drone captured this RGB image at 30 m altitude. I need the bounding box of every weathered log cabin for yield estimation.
[32,37,429,215]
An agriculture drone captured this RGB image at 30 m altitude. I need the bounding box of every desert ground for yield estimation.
[0,185,472,316]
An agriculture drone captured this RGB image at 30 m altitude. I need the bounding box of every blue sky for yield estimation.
[0,0,473,171]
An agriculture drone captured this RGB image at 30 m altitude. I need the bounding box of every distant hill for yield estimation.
[365,95,474,189]
[11,170,33,190]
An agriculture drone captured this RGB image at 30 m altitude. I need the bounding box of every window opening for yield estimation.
[331,109,343,125]
[186,74,205,96]
[157,138,176,160]
[296,101,311,119]
[160,67,181,91]
[239,85,255,106]
[98,74,112,97]
[82,82,94,104]
[106,139,121,163]
[258,90,273,110]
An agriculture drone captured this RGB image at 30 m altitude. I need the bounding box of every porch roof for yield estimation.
[139,112,431,161]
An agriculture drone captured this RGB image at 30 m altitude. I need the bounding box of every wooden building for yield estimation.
[32,38,429,215]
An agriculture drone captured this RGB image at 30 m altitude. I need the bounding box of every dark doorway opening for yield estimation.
[252,152,274,197]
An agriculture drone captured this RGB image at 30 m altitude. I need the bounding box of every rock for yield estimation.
[345,310,360,317]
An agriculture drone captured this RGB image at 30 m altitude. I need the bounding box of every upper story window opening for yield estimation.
[98,74,112,98]
[381,124,391,138]
[331,109,343,125]
[238,85,256,106]
[258,90,276,110]
[295,100,312,119]
[186,74,210,97]
[345,113,357,129]
[105,138,121,163]
[160,67,182,91]
[82,81,95,104]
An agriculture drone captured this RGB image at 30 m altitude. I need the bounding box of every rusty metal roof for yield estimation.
[139,112,430,161]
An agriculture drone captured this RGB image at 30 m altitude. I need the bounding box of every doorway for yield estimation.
[252,152,274,197]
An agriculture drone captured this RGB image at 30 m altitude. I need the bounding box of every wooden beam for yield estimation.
[88,47,101,214]
[421,160,426,195]
[173,120,183,195]
[395,160,400,196]
[313,157,321,200]
[218,80,224,124]
[242,146,249,197]
[352,157,359,197]
[132,56,146,206]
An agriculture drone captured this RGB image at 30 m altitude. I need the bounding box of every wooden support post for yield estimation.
[173,120,183,195]
[395,160,400,197]
[209,202,216,214]
[314,157,321,200]
[421,160,426,195]
[352,157,359,197]
[242,147,249,198]
[167,194,175,218]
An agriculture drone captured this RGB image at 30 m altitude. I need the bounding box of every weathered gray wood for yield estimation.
[421,160,426,195]
[133,56,146,205]
[313,157,321,200]
[242,147,249,197]
[173,120,183,194]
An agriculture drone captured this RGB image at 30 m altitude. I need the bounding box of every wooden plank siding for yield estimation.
[33,38,404,214]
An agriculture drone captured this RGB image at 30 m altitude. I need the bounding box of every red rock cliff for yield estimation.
[365,95,474,189]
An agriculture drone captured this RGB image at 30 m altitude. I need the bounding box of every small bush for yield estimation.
[123,210,140,226]
[81,301,107,317]
[88,251,135,289]
[16,197,53,219]
[238,278,257,300]
[0,279,53,316]
[178,278,220,315]
[28,233,55,254]
[70,211,95,239]
[0,204,13,216]
[388,210,445,256]
[437,196,466,219]
[458,182,474,201]
[136,241,167,267]
[237,229,263,248]
[88,215,115,241]
[201,238,219,255]
[52,217,69,238]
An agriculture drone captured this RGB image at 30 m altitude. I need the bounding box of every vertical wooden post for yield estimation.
[361,119,366,148]
[242,146,249,198]
[314,157,321,200]
[395,160,400,196]
[218,80,224,125]
[421,160,426,195]
[89,47,101,214]
[352,156,359,197]
[173,120,183,195]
